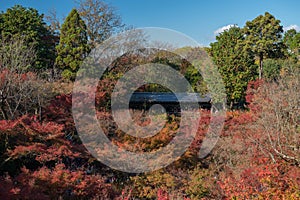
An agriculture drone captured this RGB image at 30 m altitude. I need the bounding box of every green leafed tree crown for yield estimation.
[55,8,90,80]
[0,5,55,70]
[283,29,300,59]
[243,12,284,79]
[209,26,258,108]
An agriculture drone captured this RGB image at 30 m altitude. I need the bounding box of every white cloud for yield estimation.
[283,25,300,32]
[214,24,237,35]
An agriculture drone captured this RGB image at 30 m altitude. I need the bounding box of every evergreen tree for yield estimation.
[243,12,284,79]
[0,5,55,70]
[55,9,90,80]
[283,29,300,59]
[209,26,257,108]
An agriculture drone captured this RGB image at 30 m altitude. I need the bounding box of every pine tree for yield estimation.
[55,9,90,80]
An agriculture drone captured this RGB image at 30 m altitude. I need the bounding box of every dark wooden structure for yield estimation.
[129,92,211,113]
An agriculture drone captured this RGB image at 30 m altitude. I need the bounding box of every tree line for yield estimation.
[0,0,123,80]
[1,4,299,109]
[208,12,300,108]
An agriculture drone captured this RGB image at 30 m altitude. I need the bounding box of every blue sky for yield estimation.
[1,0,299,46]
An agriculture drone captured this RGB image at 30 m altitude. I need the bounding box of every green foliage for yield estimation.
[55,9,90,80]
[0,5,55,70]
[185,65,207,94]
[209,26,257,107]
[243,12,285,79]
[263,59,282,81]
[181,47,209,94]
[283,29,300,59]
[186,167,209,199]
[131,170,177,199]
[281,58,300,75]
[261,57,299,82]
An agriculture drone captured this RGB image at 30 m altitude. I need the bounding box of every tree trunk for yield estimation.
[0,103,8,120]
[259,54,263,79]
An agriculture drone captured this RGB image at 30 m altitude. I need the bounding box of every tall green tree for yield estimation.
[243,12,284,79]
[209,26,257,108]
[283,29,300,59]
[0,5,55,70]
[55,9,90,80]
